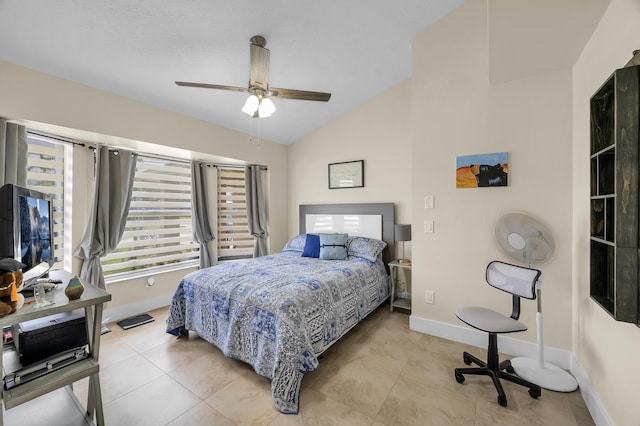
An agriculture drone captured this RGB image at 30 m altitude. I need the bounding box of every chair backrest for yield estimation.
[486,260,540,300]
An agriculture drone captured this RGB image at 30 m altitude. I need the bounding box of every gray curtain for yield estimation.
[245,165,268,257]
[191,161,215,268]
[0,119,28,187]
[74,146,138,290]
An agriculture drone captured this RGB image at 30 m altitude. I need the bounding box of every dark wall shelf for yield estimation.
[589,64,640,325]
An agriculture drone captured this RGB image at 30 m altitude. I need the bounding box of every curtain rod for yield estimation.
[208,163,268,171]
[27,129,268,170]
[27,130,77,146]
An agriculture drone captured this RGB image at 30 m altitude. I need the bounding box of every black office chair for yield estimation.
[454,260,542,407]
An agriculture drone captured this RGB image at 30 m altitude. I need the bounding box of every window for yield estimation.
[25,132,69,270]
[102,155,198,279]
[217,167,254,260]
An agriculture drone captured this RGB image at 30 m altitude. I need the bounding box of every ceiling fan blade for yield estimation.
[270,87,331,102]
[250,42,269,90]
[175,81,249,93]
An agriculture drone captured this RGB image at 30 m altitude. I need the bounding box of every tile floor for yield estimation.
[15,305,596,425]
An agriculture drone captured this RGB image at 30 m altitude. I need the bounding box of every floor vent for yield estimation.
[117,313,154,330]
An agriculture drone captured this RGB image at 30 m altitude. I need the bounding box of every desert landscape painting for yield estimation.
[456,152,508,188]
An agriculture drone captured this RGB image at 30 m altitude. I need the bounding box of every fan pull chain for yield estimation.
[247,116,261,149]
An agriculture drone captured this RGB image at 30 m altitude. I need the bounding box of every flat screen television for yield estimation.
[0,184,54,273]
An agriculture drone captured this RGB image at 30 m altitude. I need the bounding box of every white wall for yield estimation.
[572,1,640,424]
[0,60,289,320]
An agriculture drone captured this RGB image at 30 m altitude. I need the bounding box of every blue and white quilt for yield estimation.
[166,251,390,414]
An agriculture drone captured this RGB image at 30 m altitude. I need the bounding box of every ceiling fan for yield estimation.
[175,35,331,118]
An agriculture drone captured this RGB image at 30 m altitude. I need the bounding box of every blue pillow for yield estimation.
[319,233,348,260]
[302,234,320,258]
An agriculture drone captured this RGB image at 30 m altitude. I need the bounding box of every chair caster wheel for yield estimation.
[455,373,465,384]
[528,388,541,399]
[463,354,472,365]
[497,395,507,407]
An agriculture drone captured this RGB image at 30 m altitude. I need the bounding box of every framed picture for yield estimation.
[456,152,508,188]
[328,160,364,189]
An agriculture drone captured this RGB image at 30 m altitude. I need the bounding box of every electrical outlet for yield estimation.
[425,290,435,304]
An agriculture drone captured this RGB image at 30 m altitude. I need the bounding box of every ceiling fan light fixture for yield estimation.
[258,97,276,117]
[242,94,260,116]
[241,94,276,118]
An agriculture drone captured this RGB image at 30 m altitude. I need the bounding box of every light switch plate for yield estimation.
[425,195,434,209]
[424,220,434,233]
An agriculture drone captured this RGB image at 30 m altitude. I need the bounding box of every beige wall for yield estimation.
[0,60,289,318]
[287,80,413,258]
[410,0,640,423]
[573,0,640,424]
[410,0,573,350]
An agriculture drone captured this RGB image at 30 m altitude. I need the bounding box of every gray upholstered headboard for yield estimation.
[299,203,395,266]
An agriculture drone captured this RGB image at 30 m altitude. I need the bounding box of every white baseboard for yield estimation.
[410,315,611,426]
[103,294,172,324]
[569,353,612,426]
[409,314,571,368]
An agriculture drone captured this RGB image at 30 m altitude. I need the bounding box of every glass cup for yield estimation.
[33,284,49,308]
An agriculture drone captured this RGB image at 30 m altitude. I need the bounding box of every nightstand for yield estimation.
[389,259,411,312]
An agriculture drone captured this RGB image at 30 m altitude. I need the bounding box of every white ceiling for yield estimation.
[0,0,467,145]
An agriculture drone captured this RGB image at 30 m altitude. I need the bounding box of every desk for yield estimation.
[389,260,411,312]
[0,270,110,426]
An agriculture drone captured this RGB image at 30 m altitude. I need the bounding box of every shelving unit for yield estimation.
[0,271,110,425]
[589,64,640,324]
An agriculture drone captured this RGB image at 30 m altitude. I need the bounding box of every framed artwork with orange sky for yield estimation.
[456,152,508,188]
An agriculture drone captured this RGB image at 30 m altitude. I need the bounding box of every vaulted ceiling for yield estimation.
[0,0,466,145]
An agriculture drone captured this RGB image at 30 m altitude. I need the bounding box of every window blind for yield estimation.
[102,155,198,277]
[26,133,66,269]
[217,167,254,260]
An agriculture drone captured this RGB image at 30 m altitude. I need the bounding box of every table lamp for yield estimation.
[394,224,412,265]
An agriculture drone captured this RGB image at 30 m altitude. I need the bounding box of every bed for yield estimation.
[165,203,395,414]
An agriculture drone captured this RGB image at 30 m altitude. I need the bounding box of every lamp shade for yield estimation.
[258,97,276,117]
[242,94,259,116]
[395,224,412,242]
[242,95,276,118]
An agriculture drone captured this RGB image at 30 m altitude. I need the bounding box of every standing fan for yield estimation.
[495,212,578,392]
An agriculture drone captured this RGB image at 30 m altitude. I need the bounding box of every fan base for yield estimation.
[510,357,578,392]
